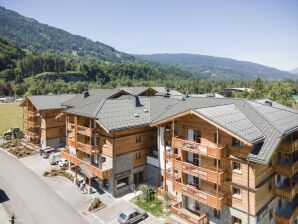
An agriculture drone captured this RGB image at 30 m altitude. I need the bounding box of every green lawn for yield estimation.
[131,196,164,217]
[0,103,23,134]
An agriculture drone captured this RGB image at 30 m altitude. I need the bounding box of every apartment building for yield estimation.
[21,94,75,148]
[60,95,179,196]
[22,88,298,223]
[150,98,298,224]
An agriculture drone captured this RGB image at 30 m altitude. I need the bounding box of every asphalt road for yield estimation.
[0,150,88,224]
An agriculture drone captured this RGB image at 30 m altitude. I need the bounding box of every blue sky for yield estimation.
[1,0,297,70]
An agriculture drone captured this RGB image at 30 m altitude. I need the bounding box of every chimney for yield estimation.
[134,95,143,107]
[83,90,89,98]
[265,100,272,107]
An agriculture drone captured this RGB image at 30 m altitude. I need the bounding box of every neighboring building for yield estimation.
[223,88,254,97]
[150,98,298,224]
[21,94,75,148]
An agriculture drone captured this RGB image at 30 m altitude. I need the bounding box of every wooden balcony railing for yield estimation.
[275,161,298,177]
[173,138,226,159]
[279,139,298,153]
[24,108,39,117]
[66,138,75,147]
[171,202,208,224]
[173,158,226,184]
[77,142,100,155]
[23,129,40,138]
[275,183,298,201]
[60,150,112,179]
[275,204,298,224]
[182,183,227,210]
[24,119,40,128]
[77,125,93,137]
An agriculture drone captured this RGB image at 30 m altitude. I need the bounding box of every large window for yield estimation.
[194,130,201,143]
[117,177,129,189]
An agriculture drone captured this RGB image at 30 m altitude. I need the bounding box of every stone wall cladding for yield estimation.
[199,202,231,224]
[144,164,160,187]
[45,137,66,148]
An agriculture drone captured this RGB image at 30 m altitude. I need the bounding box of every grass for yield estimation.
[0,103,23,134]
[131,195,164,217]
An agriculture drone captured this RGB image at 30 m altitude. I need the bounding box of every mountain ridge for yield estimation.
[0,5,296,80]
[136,53,295,80]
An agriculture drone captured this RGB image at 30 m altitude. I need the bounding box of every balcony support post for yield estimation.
[172,120,175,181]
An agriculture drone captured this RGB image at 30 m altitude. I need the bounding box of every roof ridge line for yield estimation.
[93,99,107,117]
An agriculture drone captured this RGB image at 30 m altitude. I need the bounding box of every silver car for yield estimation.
[118,208,147,224]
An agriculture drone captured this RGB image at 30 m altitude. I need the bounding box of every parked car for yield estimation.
[38,146,56,157]
[58,158,68,168]
[49,154,61,165]
[118,208,147,224]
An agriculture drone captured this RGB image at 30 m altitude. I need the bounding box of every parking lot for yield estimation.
[19,153,161,224]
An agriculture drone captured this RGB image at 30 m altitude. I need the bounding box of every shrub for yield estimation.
[43,171,50,176]
[88,197,101,211]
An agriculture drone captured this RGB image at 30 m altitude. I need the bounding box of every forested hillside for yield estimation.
[0,6,136,63]
[137,53,295,80]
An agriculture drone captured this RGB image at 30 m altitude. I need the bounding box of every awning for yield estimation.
[78,163,95,179]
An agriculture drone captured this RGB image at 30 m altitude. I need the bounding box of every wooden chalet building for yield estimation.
[22,88,298,224]
[21,94,75,148]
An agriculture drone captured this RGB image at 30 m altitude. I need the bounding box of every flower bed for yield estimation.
[43,169,74,182]
[0,139,36,158]
[88,197,105,212]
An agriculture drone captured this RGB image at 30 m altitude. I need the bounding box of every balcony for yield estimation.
[275,175,298,201]
[24,119,40,128]
[178,180,227,210]
[77,125,93,136]
[77,142,99,155]
[279,139,298,153]
[61,150,112,179]
[24,108,39,117]
[23,129,40,138]
[173,138,226,159]
[181,161,226,184]
[172,202,208,224]
[275,197,298,224]
[275,160,298,177]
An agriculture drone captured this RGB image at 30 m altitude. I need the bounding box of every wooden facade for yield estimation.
[154,113,298,224]
[22,99,66,148]
[61,113,157,195]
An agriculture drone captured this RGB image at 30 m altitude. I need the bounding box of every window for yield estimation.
[278,199,282,208]
[59,138,64,143]
[269,208,273,220]
[269,161,272,167]
[194,130,201,143]
[214,209,220,219]
[277,175,281,183]
[214,159,221,167]
[233,162,241,172]
[232,186,241,198]
[136,152,141,160]
[232,216,242,224]
[101,157,106,164]
[136,135,142,143]
[116,177,129,189]
[232,137,243,147]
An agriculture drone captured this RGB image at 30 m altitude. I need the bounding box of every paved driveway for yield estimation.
[18,153,162,224]
[0,150,88,224]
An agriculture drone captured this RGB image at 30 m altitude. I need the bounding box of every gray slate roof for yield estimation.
[27,94,76,110]
[65,95,298,165]
[62,89,125,107]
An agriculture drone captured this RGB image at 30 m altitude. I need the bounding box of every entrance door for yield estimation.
[134,171,144,186]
